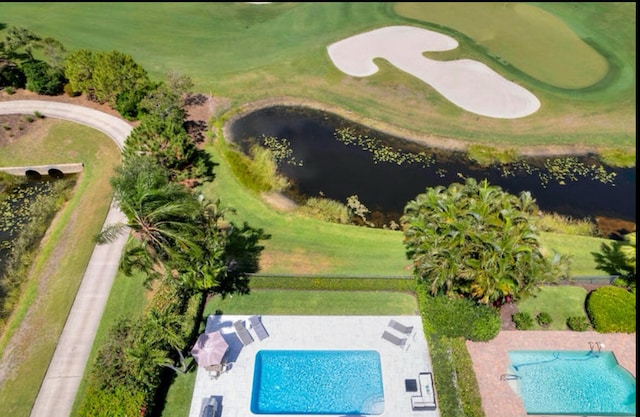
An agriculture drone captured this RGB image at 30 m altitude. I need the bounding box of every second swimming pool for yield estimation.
[508,350,636,416]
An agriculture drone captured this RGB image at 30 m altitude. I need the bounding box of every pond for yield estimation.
[0,175,76,277]
[229,106,636,235]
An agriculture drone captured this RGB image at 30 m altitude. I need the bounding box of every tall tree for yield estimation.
[92,50,150,105]
[3,26,41,60]
[123,114,215,185]
[94,155,203,282]
[401,177,570,305]
[63,48,96,96]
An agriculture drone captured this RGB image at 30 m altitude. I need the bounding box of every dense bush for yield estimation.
[0,62,26,89]
[566,316,590,331]
[536,311,553,327]
[422,294,501,341]
[512,312,534,330]
[21,59,64,95]
[415,286,484,417]
[586,285,636,333]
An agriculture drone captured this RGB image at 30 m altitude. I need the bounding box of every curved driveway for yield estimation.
[0,100,131,417]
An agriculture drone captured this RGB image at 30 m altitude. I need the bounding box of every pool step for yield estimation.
[500,373,521,380]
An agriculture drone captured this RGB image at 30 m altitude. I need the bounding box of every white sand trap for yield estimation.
[327,26,540,119]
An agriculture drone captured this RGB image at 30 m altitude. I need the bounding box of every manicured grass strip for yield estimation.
[517,286,589,331]
[206,289,419,316]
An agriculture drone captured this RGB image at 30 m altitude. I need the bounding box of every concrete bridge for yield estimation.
[0,162,84,179]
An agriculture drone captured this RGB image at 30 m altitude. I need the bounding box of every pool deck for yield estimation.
[188,315,439,417]
[189,316,635,417]
[466,330,636,417]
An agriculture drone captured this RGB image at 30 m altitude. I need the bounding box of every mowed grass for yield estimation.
[0,120,121,417]
[0,2,635,151]
[394,2,609,88]
[206,290,419,316]
[517,286,590,331]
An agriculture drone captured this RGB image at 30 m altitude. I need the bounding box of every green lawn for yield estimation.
[517,286,590,331]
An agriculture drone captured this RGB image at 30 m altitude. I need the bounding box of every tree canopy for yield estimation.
[401,177,570,306]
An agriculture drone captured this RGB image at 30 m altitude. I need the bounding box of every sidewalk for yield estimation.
[0,100,131,417]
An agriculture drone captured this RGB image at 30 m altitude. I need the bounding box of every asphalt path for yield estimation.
[0,100,131,417]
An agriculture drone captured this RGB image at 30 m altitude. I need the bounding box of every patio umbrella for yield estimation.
[190,331,229,368]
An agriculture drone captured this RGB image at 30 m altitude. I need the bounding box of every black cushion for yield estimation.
[405,378,418,392]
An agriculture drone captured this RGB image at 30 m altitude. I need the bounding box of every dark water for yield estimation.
[0,176,72,276]
[229,106,636,229]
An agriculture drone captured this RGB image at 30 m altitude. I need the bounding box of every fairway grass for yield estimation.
[0,2,635,153]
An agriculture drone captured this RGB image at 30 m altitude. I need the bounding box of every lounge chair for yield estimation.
[381,330,407,347]
[200,395,219,417]
[411,372,437,411]
[248,315,270,341]
[388,319,413,334]
[233,319,254,346]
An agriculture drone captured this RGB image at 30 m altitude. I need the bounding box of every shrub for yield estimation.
[297,197,350,224]
[422,294,501,341]
[586,285,636,333]
[567,316,590,331]
[536,311,553,327]
[512,312,534,330]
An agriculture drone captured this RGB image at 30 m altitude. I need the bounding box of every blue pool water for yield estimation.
[508,350,636,416]
[251,350,385,415]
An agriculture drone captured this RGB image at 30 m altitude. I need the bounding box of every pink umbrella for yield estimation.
[190,331,229,368]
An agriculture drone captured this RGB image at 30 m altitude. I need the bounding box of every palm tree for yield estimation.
[401,177,570,305]
[95,155,203,281]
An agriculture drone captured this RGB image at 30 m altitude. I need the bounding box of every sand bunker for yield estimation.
[327,26,541,119]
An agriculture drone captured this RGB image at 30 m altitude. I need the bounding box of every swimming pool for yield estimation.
[251,350,385,415]
[508,350,636,416]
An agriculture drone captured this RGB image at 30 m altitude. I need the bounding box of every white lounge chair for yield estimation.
[248,315,270,341]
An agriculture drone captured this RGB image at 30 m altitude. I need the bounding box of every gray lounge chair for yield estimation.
[381,330,407,347]
[233,319,254,346]
[248,315,270,341]
[389,319,413,334]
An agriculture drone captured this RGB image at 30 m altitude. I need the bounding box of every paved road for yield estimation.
[0,100,131,417]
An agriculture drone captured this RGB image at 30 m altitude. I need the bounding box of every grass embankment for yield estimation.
[0,120,121,417]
